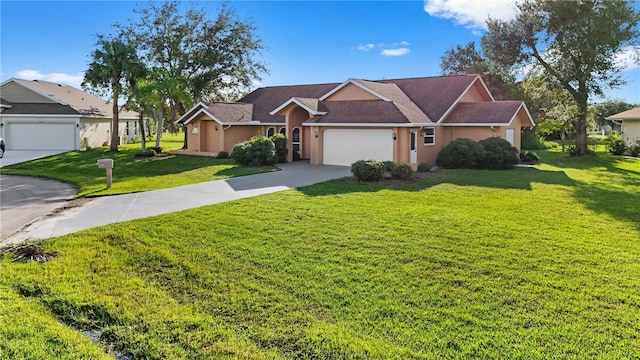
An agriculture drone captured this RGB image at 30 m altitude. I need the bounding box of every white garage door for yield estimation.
[6,122,76,150]
[323,129,393,166]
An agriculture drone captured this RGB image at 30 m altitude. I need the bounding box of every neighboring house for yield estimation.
[175,74,534,166]
[0,78,139,151]
[605,107,640,143]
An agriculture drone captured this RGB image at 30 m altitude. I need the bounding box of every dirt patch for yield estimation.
[1,243,58,263]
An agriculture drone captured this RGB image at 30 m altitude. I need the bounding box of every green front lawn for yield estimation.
[1,150,639,359]
[0,133,267,197]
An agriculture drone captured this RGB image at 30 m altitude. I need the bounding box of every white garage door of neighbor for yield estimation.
[6,122,76,151]
[323,129,394,166]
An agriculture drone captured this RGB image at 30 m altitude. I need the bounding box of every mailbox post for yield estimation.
[97,158,114,189]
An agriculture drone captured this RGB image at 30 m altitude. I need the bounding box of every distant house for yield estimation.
[175,74,534,166]
[0,78,139,151]
[606,107,640,143]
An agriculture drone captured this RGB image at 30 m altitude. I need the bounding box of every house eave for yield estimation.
[301,122,434,127]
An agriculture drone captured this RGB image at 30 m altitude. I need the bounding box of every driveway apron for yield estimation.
[1,162,351,245]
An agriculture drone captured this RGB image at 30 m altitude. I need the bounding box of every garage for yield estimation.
[323,128,394,166]
[5,122,76,151]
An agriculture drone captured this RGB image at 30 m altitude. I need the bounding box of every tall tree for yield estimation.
[440,41,521,100]
[83,37,146,152]
[482,0,640,155]
[117,1,267,146]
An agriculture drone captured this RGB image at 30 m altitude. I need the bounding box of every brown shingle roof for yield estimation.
[353,80,432,124]
[381,75,479,121]
[305,100,409,124]
[605,106,640,120]
[239,83,339,123]
[9,79,138,118]
[441,101,523,125]
[202,102,253,123]
[0,102,80,115]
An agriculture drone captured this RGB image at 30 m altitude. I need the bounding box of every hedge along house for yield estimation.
[175,74,534,166]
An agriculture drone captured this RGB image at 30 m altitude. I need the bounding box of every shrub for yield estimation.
[628,139,640,157]
[382,161,396,172]
[603,131,626,155]
[521,129,546,150]
[148,146,162,153]
[479,137,519,170]
[134,150,155,158]
[417,163,432,172]
[392,163,413,180]
[216,150,229,159]
[436,138,487,169]
[351,160,384,181]
[231,135,277,166]
[230,141,252,165]
[520,151,540,163]
[269,134,288,163]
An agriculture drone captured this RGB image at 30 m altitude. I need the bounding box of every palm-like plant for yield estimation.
[83,37,146,152]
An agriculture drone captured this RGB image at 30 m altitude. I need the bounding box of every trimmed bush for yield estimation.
[479,137,519,170]
[231,135,278,166]
[269,134,288,163]
[134,150,155,158]
[436,138,487,169]
[382,161,396,172]
[216,150,229,159]
[628,139,640,157]
[351,160,384,181]
[417,163,432,172]
[520,151,540,163]
[392,163,413,180]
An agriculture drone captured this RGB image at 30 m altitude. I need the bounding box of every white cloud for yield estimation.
[393,41,411,47]
[614,46,640,72]
[424,0,517,30]
[381,48,410,57]
[15,70,84,88]
[357,43,376,51]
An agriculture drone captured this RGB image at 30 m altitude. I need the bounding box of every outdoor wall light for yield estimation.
[214,125,219,131]
[392,132,397,140]
[313,131,318,138]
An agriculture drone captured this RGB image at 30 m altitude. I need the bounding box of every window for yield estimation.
[279,127,286,135]
[125,122,130,136]
[292,127,301,155]
[267,127,275,137]
[423,127,435,145]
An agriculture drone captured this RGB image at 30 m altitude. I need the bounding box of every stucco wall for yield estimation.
[223,126,260,151]
[622,121,640,143]
[459,81,492,102]
[324,83,379,101]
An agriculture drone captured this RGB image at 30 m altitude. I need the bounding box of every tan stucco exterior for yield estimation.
[176,75,534,165]
[622,120,640,143]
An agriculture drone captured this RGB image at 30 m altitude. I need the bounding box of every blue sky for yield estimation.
[1,1,638,104]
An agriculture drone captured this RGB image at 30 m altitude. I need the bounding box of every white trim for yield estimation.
[0,114,83,119]
[440,123,513,127]
[422,126,436,146]
[302,122,434,127]
[256,122,285,126]
[266,126,275,137]
[319,78,391,101]
[437,75,489,124]
[175,101,209,124]
[520,102,535,126]
[181,108,222,125]
[269,98,328,116]
[2,78,68,105]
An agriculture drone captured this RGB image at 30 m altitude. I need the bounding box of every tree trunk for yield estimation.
[155,106,164,148]
[110,87,120,152]
[182,124,188,149]
[571,92,589,156]
[138,107,146,152]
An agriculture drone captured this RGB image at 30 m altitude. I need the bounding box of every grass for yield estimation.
[1,149,639,359]
[0,133,267,197]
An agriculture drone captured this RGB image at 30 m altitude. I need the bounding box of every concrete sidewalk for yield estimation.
[1,162,351,245]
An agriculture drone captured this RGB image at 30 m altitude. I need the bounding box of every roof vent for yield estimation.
[58,83,64,87]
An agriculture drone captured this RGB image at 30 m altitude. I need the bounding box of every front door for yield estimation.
[410,131,418,163]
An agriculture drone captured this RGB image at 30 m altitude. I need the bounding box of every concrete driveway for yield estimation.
[0,175,77,239]
[1,162,351,245]
[0,150,66,168]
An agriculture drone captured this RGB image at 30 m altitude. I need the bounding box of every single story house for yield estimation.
[605,107,640,143]
[175,74,534,166]
[0,78,139,151]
